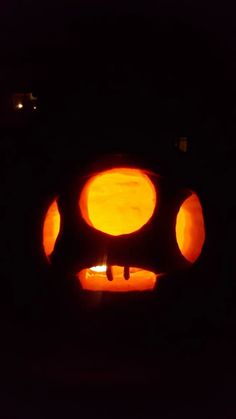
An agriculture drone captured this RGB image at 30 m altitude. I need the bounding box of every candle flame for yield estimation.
[90,265,107,273]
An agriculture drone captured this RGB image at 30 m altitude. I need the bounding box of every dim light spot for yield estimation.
[79,168,157,236]
[176,193,205,263]
[77,265,158,292]
[178,137,188,152]
[43,200,61,258]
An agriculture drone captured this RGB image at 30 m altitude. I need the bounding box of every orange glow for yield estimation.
[176,193,205,263]
[79,168,157,236]
[78,265,158,292]
[43,200,61,258]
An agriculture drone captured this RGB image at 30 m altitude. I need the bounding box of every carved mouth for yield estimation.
[77,265,159,292]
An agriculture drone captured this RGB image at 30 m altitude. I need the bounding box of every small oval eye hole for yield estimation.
[176,193,205,263]
[79,167,157,236]
[43,199,61,259]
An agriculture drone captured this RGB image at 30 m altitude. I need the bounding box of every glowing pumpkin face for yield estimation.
[42,164,205,293]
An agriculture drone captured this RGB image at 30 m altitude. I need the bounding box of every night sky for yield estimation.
[0,1,236,418]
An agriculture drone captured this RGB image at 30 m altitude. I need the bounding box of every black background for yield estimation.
[0,1,236,418]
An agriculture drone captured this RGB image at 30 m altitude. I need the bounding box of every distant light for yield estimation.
[17,103,23,109]
[33,106,37,110]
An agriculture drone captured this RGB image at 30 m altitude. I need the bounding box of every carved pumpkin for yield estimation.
[42,160,205,293]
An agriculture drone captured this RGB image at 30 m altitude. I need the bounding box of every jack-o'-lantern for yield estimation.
[42,157,205,293]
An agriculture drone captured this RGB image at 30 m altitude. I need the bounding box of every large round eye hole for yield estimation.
[176,193,206,263]
[79,167,157,236]
[43,199,61,259]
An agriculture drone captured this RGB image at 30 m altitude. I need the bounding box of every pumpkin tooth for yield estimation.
[106,265,113,281]
[124,266,130,280]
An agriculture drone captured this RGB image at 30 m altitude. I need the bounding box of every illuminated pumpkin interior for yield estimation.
[78,265,158,292]
[176,193,205,263]
[79,168,157,236]
[43,199,61,258]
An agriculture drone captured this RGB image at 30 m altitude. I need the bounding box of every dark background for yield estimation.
[1,1,236,418]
